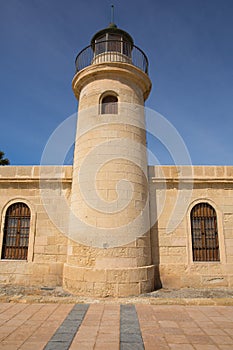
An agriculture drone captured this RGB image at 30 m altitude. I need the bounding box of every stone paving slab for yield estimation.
[0,303,233,349]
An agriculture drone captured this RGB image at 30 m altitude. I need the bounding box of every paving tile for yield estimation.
[193,345,219,350]
[1,340,22,349]
[197,322,217,328]
[178,321,201,328]
[182,328,205,335]
[140,325,161,333]
[159,327,184,335]
[121,343,145,350]
[19,341,46,350]
[95,341,119,350]
[212,321,233,328]
[164,334,189,344]
[202,327,229,336]
[210,335,233,345]
[210,316,229,322]
[26,333,56,343]
[0,304,13,312]
[44,342,70,350]
[96,332,119,343]
[222,328,233,336]
[71,343,94,350]
[159,321,179,328]
[188,315,212,322]
[169,344,195,350]
[187,334,214,345]
[144,343,169,350]
[121,332,144,343]
[141,334,167,343]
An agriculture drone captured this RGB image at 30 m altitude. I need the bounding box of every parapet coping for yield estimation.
[0,165,232,184]
[0,166,73,183]
[148,165,233,184]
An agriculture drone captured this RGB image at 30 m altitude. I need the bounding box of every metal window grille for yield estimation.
[107,34,122,53]
[2,203,30,260]
[101,95,118,114]
[191,203,220,262]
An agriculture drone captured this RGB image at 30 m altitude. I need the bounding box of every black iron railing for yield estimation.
[75,40,149,74]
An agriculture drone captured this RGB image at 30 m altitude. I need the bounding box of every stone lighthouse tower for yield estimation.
[63,22,155,297]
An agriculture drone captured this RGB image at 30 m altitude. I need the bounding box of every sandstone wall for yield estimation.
[0,166,72,286]
[0,164,232,293]
[149,166,233,289]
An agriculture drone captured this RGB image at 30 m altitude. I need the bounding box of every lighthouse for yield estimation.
[63,21,155,297]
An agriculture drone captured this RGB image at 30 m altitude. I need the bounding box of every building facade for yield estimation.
[0,25,232,297]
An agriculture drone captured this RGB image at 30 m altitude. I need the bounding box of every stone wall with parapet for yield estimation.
[0,165,233,292]
[0,166,72,287]
[149,165,233,289]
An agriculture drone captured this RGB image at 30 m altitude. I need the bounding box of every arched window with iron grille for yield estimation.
[2,203,30,260]
[101,95,118,114]
[191,202,220,262]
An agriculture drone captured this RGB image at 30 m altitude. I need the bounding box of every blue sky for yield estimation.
[1,0,233,165]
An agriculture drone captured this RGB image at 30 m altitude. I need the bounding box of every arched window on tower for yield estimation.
[2,203,30,260]
[101,95,118,114]
[191,202,220,262]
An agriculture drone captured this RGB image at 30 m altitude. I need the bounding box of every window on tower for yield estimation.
[94,33,132,58]
[101,95,118,114]
[95,34,106,55]
[108,34,121,53]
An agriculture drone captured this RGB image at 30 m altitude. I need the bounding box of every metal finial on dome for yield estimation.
[109,5,117,28]
[111,5,115,22]
[90,5,134,47]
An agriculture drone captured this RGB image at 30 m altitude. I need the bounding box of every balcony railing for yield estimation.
[75,40,149,74]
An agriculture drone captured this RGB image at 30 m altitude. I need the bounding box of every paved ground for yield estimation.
[0,302,233,349]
